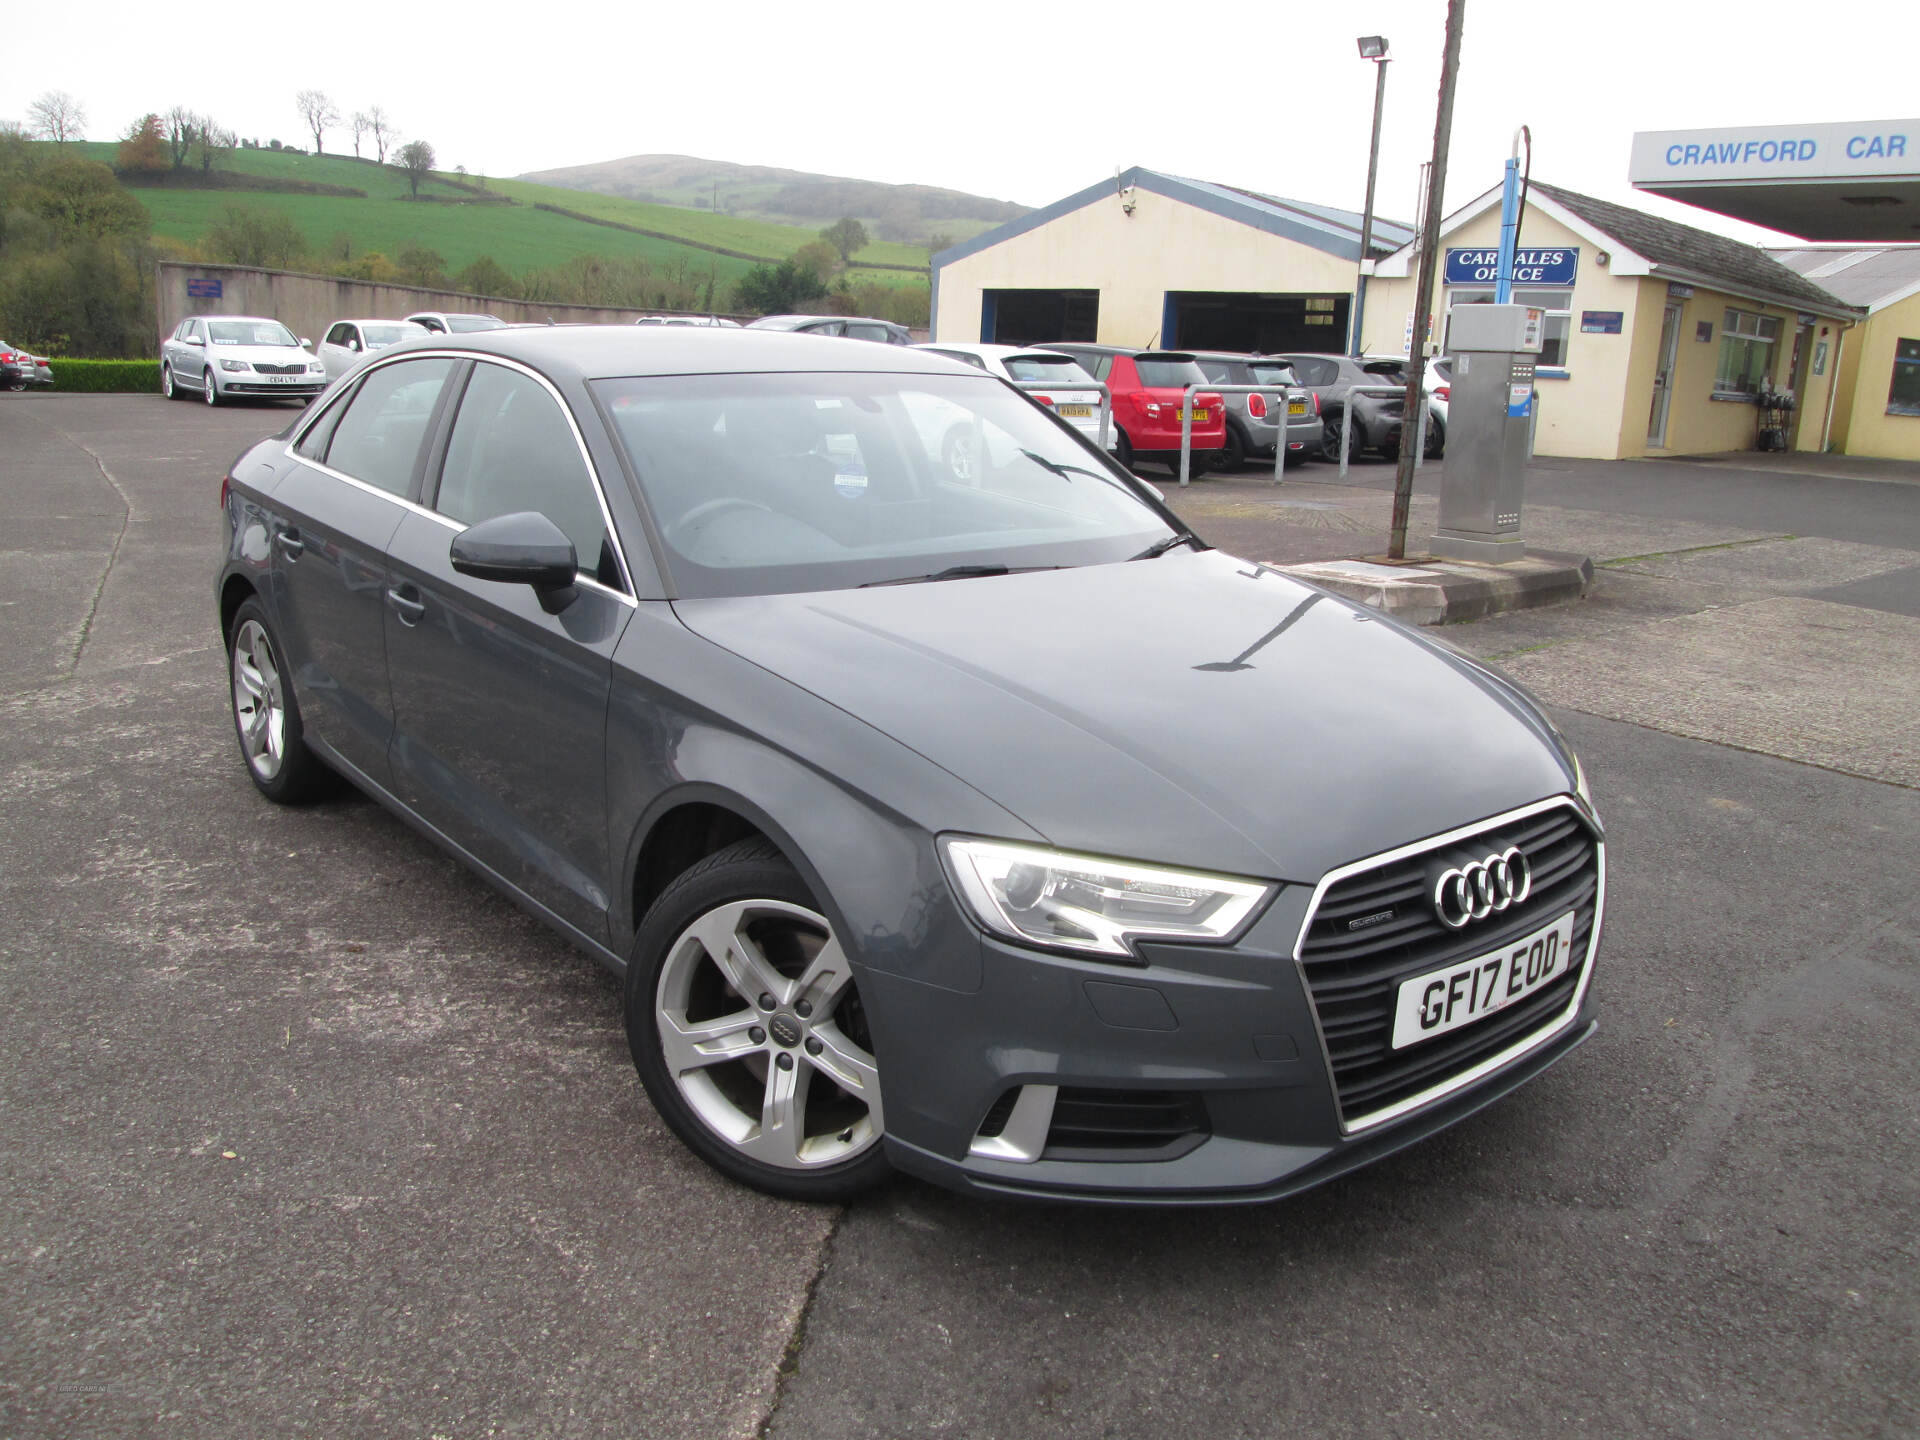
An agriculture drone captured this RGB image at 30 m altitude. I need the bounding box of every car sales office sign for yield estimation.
[1444,247,1579,287]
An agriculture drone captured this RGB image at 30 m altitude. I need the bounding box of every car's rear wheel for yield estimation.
[1114,428,1134,472]
[202,369,219,406]
[227,600,331,803]
[1219,424,1247,472]
[627,838,889,1202]
[1424,416,1446,459]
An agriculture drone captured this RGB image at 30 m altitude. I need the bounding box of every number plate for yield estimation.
[1057,403,1093,418]
[264,375,302,384]
[1288,400,1307,416]
[1390,911,1577,1050]
[1177,408,1207,423]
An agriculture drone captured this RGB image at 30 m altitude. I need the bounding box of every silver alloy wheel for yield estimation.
[203,369,217,405]
[655,897,882,1170]
[230,619,286,780]
[162,364,175,399]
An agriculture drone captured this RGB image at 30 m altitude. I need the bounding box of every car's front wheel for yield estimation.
[627,838,889,1202]
[202,369,219,406]
[227,599,331,803]
[162,363,178,400]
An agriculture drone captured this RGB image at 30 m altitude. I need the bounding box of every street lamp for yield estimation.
[1350,35,1391,356]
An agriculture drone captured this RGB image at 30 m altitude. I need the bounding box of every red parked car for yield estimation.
[1041,344,1225,475]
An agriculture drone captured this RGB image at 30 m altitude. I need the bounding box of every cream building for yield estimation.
[931,168,1411,353]
[1362,182,1860,460]
[1771,245,1920,461]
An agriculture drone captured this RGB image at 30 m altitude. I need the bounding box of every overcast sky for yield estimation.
[9,0,1913,247]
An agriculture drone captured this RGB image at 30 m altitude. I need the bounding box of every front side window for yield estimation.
[595,371,1174,599]
[322,357,455,496]
[1716,309,1781,396]
[435,363,616,586]
[1887,338,1920,417]
[324,323,351,347]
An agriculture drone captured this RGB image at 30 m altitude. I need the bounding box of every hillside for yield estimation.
[58,143,931,288]
[518,154,1027,244]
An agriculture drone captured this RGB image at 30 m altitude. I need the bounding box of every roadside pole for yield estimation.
[1388,0,1466,560]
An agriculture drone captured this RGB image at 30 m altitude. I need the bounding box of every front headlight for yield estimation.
[308,361,325,373]
[940,837,1272,958]
[220,358,250,372]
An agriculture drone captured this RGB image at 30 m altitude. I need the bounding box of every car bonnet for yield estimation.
[671,549,1575,884]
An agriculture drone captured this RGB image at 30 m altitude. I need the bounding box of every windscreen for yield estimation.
[363,323,425,346]
[594,371,1174,598]
[1134,357,1208,389]
[445,315,506,333]
[208,320,298,347]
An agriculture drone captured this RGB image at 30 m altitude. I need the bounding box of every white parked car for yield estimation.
[317,318,430,380]
[160,316,326,405]
[912,343,1116,467]
[635,314,741,327]
[403,311,507,335]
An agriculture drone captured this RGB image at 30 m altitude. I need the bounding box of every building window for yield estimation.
[1715,309,1780,396]
[1444,288,1572,367]
[1887,338,1920,417]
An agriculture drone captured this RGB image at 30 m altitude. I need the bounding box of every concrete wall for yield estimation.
[156,262,736,351]
[1361,203,1845,460]
[932,187,1362,348]
[1831,290,1920,459]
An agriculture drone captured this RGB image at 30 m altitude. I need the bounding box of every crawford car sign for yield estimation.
[1445,247,1579,287]
[1631,120,1919,182]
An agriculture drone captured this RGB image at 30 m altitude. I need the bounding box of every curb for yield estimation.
[1279,549,1594,626]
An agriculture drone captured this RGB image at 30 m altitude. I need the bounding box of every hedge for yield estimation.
[46,359,162,393]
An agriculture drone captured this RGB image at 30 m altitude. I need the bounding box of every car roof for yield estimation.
[333,317,427,327]
[380,325,973,381]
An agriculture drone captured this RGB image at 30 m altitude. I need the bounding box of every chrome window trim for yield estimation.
[1290,794,1605,1137]
[281,348,639,607]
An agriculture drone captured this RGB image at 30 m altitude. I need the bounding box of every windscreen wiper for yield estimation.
[860,564,1012,588]
[1018,449,1110,483]
[1129,533,1202,561]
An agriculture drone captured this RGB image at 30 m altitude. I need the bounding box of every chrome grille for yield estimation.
[1298,802,1600,1128]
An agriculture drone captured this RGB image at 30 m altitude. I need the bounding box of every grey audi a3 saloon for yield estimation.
[215,326,1604,1205]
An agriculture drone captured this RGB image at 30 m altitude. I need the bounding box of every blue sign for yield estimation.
[1580,310,1623,335]
[1445,246,1579,287]
[186,278,223,299]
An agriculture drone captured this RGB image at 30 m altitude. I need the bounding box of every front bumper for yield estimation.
[862,798,1603,1205]
[221,376,327,397]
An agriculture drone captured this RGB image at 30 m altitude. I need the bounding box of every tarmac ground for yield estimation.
[3,394,1916,1440]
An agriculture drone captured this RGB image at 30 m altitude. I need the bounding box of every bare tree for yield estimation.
[163,106,198,170]
[195,116,236,174]
[294,89,339,154]
[27,91,87,143]
[396,139,436,198]
[366,105,397,165]
[349,111,370,158]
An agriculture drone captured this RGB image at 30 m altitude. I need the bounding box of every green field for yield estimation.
[60,142,931,287]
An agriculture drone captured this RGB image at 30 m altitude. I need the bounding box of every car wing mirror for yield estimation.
[449,511,579,608]
[184,335,204,346]
[299,337,313,349]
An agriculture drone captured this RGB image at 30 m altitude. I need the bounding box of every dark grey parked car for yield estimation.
[215,327,1602,1205]
[1189,351,1321,470]
[1281,353,1444,460]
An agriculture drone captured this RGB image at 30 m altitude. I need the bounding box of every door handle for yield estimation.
[273,529,304,558]
[386,585,426,625]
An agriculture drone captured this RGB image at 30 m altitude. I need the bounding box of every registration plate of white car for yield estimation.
[1058,403,1093,418]
[1389,910,1576,1050]
[264,375,301,384]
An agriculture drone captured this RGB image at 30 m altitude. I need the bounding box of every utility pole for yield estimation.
[1388,0,1466,560]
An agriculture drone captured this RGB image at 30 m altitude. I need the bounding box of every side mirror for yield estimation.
[184,335,204,346]
[449,511,578,604]
[348,338,361,352]
[299,337,313,349]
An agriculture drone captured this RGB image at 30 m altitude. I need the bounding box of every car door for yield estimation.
[271,355,459,784]
[173,319,208,389]
[319,323,356,379]
[383,357,635,941]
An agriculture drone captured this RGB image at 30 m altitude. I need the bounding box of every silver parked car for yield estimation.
[318,319,431,380]
[914,342,1118,456]
[160,316,326,405]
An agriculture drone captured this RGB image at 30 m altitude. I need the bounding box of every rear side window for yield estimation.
[321,357,455,496]
[434,362,617,587]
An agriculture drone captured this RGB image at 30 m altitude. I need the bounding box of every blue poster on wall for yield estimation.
[1445,247,1579,287]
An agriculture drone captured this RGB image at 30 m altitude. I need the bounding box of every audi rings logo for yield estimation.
[1433,847,1531,929]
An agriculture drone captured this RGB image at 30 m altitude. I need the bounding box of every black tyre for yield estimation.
[626,837,890,1203]
[1323,416,1347,463]
[1114,427,1135,472]
[1424,416,1446,459]
[1219,423,1247,473]
[226,598,332,803]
